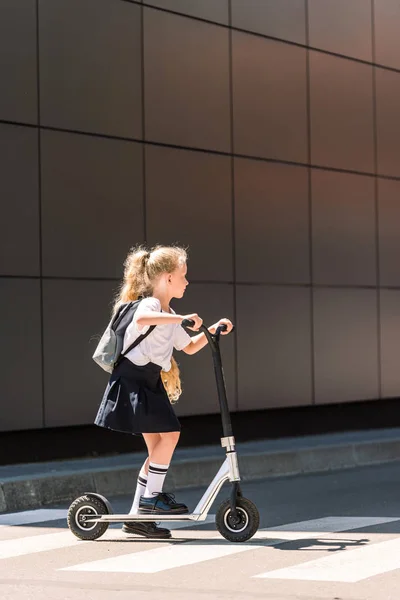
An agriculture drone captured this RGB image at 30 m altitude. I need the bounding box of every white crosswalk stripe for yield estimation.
[255,536,400,582]
[0,531,80,559]
[2,508,400,583]
[61,516,400,574]
[62,533,257,573]
[0,510,215,560]
[0,508,67,527]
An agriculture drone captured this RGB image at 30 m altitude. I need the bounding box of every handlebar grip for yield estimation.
[181,318,195,328]
[219,324,228,332]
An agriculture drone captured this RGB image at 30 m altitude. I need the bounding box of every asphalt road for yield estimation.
[1,462,400,600]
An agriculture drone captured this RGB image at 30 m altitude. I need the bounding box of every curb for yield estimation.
[1,429,400,514]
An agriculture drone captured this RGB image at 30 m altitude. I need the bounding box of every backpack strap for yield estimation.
[114,325,156,367]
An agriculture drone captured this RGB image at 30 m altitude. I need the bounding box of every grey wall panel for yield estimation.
[144,0,229,24]
[235,159,310,284]
[236,285,312,410]
[169,283,236,416]
[41,130,144,278]
[42,279,115,427]
[378,178,400,286]
[39,0,142,138]
[313,288,379,404]
[0,279,42,431]
[310,52,374,173]
[308,0,372,61]
[3,0,399,433]
[380,289,400,398]
[376,68,400,178]
[311,170,377,286]
[374,0,400,70]
[231,0,306,45]
[232,31,307,162]
[145,146,233,281]
[0,0,37,123]
[0,124,40,276]
[144,8,230,151]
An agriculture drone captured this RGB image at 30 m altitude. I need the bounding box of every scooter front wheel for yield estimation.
[216,497,259,542]
[67,494,109,541]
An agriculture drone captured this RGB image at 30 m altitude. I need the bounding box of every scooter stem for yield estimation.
[183,321,234,439]
[182,320,241,518]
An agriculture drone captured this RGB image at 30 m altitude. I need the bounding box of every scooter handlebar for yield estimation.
[181,319,228,334]
[217,324,228,333]
[181,318,195,328]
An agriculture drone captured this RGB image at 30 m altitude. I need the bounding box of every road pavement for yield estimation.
[1,462,400,599]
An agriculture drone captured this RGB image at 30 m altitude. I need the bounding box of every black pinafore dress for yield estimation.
[94,357,180,436]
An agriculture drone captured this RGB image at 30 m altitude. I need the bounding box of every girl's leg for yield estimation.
[142,431,180,497]
[128,433,161,514]
[142,432,164,471]
[124,431,171,538]
[145,431,180,465]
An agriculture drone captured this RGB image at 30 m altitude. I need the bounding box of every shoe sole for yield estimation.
[122,527,171,539]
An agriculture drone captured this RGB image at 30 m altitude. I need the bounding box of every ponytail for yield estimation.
[112,246,150,315]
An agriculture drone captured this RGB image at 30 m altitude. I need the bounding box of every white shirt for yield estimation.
[122,297,192,372]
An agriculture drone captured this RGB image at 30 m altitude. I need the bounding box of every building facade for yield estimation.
[1,0,400,433]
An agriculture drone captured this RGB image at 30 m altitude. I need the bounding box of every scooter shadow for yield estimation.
[272,537,370,552]
[95,537,260,545]
[95,536,370,551]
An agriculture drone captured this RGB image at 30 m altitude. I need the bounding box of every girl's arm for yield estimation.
[136,312,202,330]
[182,319,234,355]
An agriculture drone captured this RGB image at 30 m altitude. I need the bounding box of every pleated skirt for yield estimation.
[94,358,180,436]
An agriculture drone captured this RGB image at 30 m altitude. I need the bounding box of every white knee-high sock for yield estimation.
[143,462,169,498]
[129,463,148,514]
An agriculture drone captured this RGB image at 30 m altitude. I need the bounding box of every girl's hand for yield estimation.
[182,313,203,331]
[209,318,234,335]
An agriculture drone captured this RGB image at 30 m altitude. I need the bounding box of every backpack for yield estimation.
[92,299,156,373]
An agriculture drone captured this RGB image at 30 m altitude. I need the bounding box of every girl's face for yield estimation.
[168,262,189,298]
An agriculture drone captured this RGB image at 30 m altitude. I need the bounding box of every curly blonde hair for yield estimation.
[112,244,188,403]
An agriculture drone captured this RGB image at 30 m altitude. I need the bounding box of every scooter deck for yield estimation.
[86,513,207,523]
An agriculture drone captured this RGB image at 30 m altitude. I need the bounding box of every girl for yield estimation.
[94,245,233,539]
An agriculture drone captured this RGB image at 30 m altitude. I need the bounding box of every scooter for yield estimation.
[67,321,260,543]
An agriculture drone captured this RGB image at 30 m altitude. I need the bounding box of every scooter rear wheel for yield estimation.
[216,496,259,542]
[67,494,109,541]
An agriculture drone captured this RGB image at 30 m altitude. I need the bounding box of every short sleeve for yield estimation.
[173,324,192,351]
[133,297,161,333]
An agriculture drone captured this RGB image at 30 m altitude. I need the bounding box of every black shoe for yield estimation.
[122,521,171,539]
[138,492,189,515]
